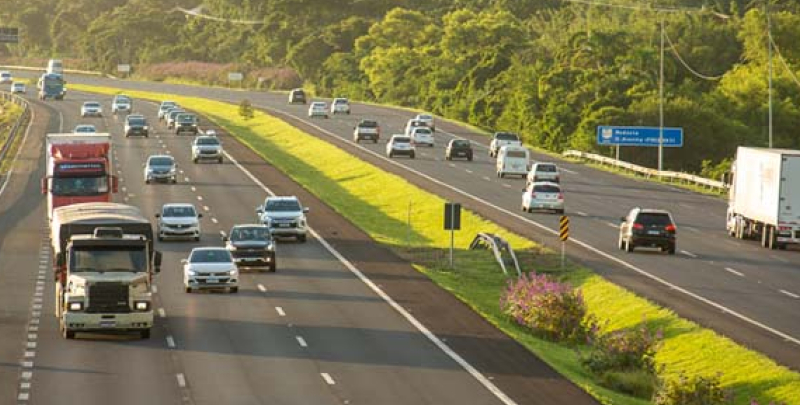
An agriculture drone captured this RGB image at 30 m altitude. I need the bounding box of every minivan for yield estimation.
[496,145,530,178]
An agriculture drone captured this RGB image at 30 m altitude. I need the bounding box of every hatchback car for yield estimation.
[331,98,350,115]
[10,82,26,94]
[527,162,560,185]
[183,247,238,293]
[80,101,103,117]
[308,102,328,118]
[619,208,677,254]
[73,124,97,134]
[288,88,306,104]
[157,203,202,242]
[353,119,380,143]
[144,155,177,184]
[415,113,435,131]
[521,182,564,214]
[445,139,473,161]
[192,135,223,163]
[410,127,434,147]
[124,114,149,137]
[387,135,415,159]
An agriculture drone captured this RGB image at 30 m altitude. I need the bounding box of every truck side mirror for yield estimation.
[154,213,161,218]
[110,175,119,193]
[153,251,162,273]
[256,205,263,214]
[303,207,310,213]
[40,178,47,194]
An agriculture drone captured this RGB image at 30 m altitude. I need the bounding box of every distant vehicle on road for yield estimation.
[256,196,309,242]
[404,119,430,136]
[415,113,435,131]
[619,208,677,254]
[38,73,66,100]
[156,203,202,241]
[0,71,12,84]
[410,126,434,147]
[522,182,564,214]
[183,247,238,293]
[112,94,132,114]
[73,125,97,134]
[445,139,473,161]
[165,109,186,129]
[289,88,307,104]
[308,101,328,118]
[496,145,529,178]
[10,81,25,94]
[331,97,350,115]
[489,132,522,157]
[80,101,103,117]
[526,162,560,185]
[158,101,178,120]
[144,155,177,184]
[47,59,63,75]
[124,114,149,137]
[192,135,224,163]
[353,119,380,143]
[223,224,276,272]
[387,135,415,159]
[175,113,199,135]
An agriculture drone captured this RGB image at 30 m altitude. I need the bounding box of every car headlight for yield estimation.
[134,301,150,311]
[187,270,197,276]
[169,168,176,174]
[229,270,238,276]
[69,302,84,311]
[227,245,237,251]
[266,243,275,251]
[143,126,149,130]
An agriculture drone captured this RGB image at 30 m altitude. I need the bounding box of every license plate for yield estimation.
[279,223,291,228]
[207,279,219,283]
[647,230,660,235]
[100,320,115,328]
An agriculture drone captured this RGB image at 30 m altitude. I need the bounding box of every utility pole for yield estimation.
[767,2,774,148]
[658,16,665,172]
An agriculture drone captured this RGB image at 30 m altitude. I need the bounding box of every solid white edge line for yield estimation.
[222,149,518,405]
[166,336,176,348]
[779,289,800,299]
[257,284,266,292]
[724,267,745,277]
[680,250,698,258]
[0,100,36,198]
[250,103,800,348]
[275,307,285,316]
[296,336,308,347]
[320,373,335,385]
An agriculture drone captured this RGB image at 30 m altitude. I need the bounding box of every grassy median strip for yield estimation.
[71,83,800,405]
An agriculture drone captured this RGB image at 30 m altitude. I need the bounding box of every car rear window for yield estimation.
[452,140,470,147]
[495,132,519,141]
[394,137,411,143]
[637,213,673,226]
[506,150,527,158]
[414,128,432,135]
[359,121,378,128]
[533,184,561,193]
[128,117,146,126]
[536,164,557,173]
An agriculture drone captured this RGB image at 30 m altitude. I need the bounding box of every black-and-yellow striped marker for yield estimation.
[559,215,569,241]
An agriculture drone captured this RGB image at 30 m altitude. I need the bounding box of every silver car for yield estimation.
[156,203,202,241]
[521,182,565,214]
[256,196,309,242]
[192,135,223,163]
[81,101,103,117]
[183,247,238,293]
[144,155,177,184]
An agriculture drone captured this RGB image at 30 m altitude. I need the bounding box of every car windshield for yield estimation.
[196,137,219,145]
[452,140,470,147]
[312,103,325,108]
[230,227,271,241]
[74,126,96,133]
[394,137,411,144]
[177,114,196,123]
[168,111,185,118]
[536,164,557,173]
[190,249,232,263]
[161,102,176,109]
[115,96,130,103]
[163,206,196,217]
[414,128,432,135]
[506,150,527,158]
[496,132,519,141]
[127,117,146,126]
[265,199,301,212]
[149,157,173,166]
[418,115,432,120]
[51,176,109,196]
[84,103,100,108]
[70,246,147,273]
[533,184,560,193]
[359,120,378,128]
[637,213,673,226]
[293,90,305,95]
[335,99,348,104]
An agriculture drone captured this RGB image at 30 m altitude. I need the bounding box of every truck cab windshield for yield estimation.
[52,176,109,196]
[70,247,147,273]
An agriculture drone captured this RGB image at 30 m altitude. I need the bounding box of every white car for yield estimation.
[73,124,97,134]
[415,113,435,131]
[10,82,26,94]
[404,119,430,136]
[308,102,328,118]
[112,94,133,114]
[0,71,12,84]
[156,203,202,241]
[158,101,178,120]
[522,182,565,214]
[81,101,103,117]
[256,196,309,242]
[410,127,434,147]
[386,135,415,159]
[192,135,224,163]
[182,247,239,293]
[526,162,561,185]
[331,98,350,115]
[489,132,522,157]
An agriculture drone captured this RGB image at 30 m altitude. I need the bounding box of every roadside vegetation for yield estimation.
[0,100,24,174]
[70,83,800,405]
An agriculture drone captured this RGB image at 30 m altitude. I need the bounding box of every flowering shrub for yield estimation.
[653,373,732,405]
[500,272,594,343]
[581,323,663,374]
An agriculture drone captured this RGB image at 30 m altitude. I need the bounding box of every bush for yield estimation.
[653,373,732,405]
[239,99,254,120]
[500,272,595,343]
[598,369,658,399]
[581,323,662,375]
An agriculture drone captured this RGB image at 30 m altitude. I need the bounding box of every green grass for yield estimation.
[0,101,24,174]
[69,83,800,405]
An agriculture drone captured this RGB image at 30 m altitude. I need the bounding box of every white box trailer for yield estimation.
[726,146,800,249]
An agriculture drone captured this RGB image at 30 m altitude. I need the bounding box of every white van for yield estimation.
[496,145,530,178]
[47,59,63,75]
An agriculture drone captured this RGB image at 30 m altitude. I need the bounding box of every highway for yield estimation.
[8,70,799,370]
[0,90,597,404]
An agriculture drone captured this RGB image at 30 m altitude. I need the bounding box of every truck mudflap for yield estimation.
[62,311,153,333]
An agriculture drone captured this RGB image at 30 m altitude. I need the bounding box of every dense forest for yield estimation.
[2,0,799,175]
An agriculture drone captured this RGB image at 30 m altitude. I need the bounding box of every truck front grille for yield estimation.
[87,283,130,313]
[232,249,266,258]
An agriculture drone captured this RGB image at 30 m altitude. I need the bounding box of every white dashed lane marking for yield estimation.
[680,250,698,258]
[780,290,800,299]
[202,206,210,212]
[166,336,176,348]
[321,373,335,385]
[176,373,187,388]
[296,336,308,348]
[211,218,218,224]
[257,284,266,292]
[275,307,285,317]
[724,267,744,277]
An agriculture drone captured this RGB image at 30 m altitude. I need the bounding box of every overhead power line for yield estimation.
[557,0,730,16]
[770,36,800,89]
[173,6,264,25]
[663,29,725,80]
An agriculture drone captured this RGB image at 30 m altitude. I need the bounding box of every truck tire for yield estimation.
[768,226,777,250]
[230,287,239,294]
[140,329,151,339]
[625,240,634,252]
[667,244,676,255]
[269,262,276,272]
[185,286,192,293]
[761,225,769,248]
[298,234,307,243]
[61,324,75,339]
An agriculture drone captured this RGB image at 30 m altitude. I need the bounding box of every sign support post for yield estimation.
[444,203,461,270]
[559,216,569,269]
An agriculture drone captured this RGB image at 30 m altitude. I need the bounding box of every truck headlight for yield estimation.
[69,302,84,311]
[187,270,197,276]
[266,243,274,251]
[134,301,150,311]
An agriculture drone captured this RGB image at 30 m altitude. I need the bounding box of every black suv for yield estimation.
[222,224,276,272]
[445,139,473,161]
[175,113,199,135]
[124,114,149,137]
[618,208,677,254]
[288,88,306,104]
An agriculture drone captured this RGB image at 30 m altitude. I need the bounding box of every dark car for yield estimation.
[223,224,276,272]
[175,113,199,135]
[124,114,149,138]
[445,139,473,161]
[618,208,676,254]
[288,88,306,104]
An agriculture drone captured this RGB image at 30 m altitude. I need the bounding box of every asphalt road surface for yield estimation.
[0,90,598,404]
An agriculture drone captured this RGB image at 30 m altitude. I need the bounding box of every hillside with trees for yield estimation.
[2,0,798,175]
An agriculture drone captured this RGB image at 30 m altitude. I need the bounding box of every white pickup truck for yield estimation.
[489,132,522,157]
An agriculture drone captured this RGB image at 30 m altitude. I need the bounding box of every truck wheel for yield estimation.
[761,225,769,248]
[140,329,151,339]
[768,226,777,250]
[625,240,634,252]
[218,157,223,164]
[193,158,199,164]
[373,139,377,144]
[298,234,307,243]
[62,324,75,339]
[667,244,676,255]
[185,286,192,293]
[194,236,200,242]
[269,263,276,272]
[230,287,239,294]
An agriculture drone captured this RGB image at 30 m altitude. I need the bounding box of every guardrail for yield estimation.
[0,91,31,169]
[469,233,521,277]
[562,150,728,194]
[0,64,106,77]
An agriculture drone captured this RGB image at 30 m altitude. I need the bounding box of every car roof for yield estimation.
[148,154,174,161]
[126,114,145,119]
[232,224,269,229]
[531,181,561,187]
[267,196,299,201]
[83,101,100,104]
[190,247,227,253]
[636,208,672,215]
[162,203,195,209]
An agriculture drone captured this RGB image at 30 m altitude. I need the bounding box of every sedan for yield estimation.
[308,102,328,118]
[183,247,238,293]
[81,101,103,117]
[10,82,26,94]
[521,182,564,214]
[144,155,177,184]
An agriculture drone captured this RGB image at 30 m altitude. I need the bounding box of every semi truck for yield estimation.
[37,72,66,100]
[42,134,117,220]
[51,203,162,339]
[726,146,800,249]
